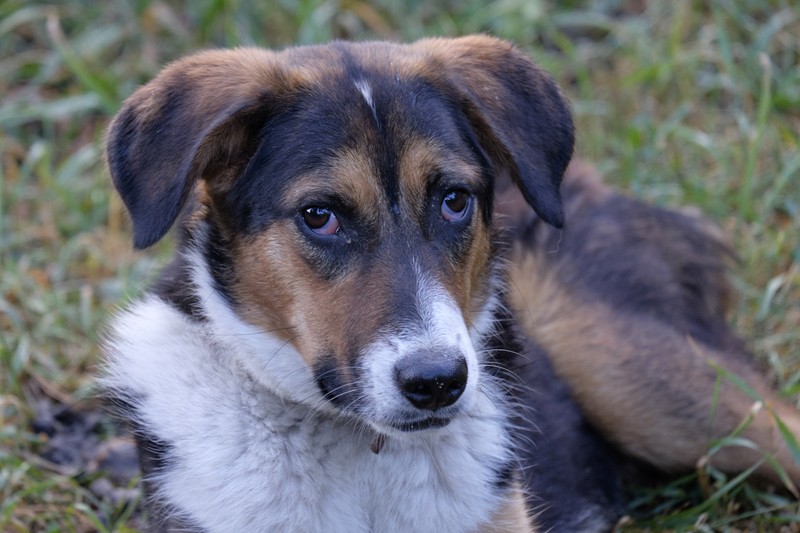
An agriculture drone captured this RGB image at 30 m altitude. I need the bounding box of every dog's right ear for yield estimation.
[106,49,284,249]
[418,36,574,228]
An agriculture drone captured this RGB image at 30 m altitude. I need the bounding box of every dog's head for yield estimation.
[107,36,572,438]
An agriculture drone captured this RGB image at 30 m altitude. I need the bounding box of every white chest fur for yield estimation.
[103,297,514,533]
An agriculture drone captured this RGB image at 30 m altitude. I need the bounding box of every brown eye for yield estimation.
[441,190,471,222]
[302,207,340,236]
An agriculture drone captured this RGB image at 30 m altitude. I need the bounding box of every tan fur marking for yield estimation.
[281,147,383,223]
[234,223,396,369]
[397,139,483,215]
[235,231,383,372]
[479,484,535,533]
[331,148,384,218]
[398,139,493,325]
[232,223,305,355]
[506,243,800,484]
[126,48,282,129]
[229,142,396,368]
[397,140,440,220]
[454,220,493,327]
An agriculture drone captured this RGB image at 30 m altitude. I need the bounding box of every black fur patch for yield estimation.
[106,390,206,532]
[484,307,624,531]
[152,257,206,321]
[313,354,351,407]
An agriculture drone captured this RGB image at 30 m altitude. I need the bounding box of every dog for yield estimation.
[102,36,800,532]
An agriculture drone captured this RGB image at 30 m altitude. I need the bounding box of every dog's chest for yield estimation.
[106,298,510,532]
[216,391,508,532]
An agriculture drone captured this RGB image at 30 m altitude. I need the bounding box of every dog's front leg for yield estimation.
[479,485,536,533]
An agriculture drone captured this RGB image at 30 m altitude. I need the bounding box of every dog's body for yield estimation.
[103,36,800,532]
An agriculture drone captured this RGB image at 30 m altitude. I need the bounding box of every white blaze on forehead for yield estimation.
[354,79,380,129]
[354,79,373,108]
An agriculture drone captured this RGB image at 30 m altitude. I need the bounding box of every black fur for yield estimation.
[486,308,624,532]
[526,178,747,360]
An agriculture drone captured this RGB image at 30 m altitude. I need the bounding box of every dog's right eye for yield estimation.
[441,190,472,222]
[302,207,340,236]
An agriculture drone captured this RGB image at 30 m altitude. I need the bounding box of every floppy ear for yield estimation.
[420,36,574,228]
[106,49,284,249]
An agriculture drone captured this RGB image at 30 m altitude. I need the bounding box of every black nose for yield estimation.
[394,351,468,411]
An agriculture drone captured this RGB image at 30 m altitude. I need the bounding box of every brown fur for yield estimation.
[506,162,800,486]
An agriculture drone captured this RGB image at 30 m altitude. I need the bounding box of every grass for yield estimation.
[1,0,798,530]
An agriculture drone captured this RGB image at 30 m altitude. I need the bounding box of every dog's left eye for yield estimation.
[302,207,340,236]
[441,190,472,222]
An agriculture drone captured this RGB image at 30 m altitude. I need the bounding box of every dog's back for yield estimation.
[506,163,800,493]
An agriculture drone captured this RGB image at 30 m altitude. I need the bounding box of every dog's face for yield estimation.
[107,37,573,437]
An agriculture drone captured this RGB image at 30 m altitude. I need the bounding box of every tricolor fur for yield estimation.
[102,36,800,533]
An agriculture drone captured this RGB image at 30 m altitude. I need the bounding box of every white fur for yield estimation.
[103,250,514,532]
[354,79,374,110]
[361,263,481,434]
[185,250,331,411]
[354,79,380,129]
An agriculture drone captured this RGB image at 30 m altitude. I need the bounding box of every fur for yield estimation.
[105,248,515,532]
[102,36,800,533]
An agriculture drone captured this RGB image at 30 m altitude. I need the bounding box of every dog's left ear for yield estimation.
[420,36,574,228]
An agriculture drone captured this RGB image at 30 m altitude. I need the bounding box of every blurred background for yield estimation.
[1,0,798,530]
